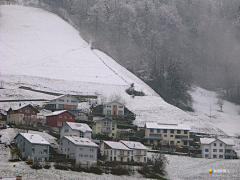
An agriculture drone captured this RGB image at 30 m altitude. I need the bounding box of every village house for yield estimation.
[44,94,78,111]
[103,101,124,118]
[100,141,131,162]
[45,110,75,128]
[91,117,117,138]
[14,133,50,161]
[200,138,236,159]
[6,104,41,127]
[60,122,92,139]
[144,123,192,147]
[120,140,149,163]
[58,136,98,165]
[0,120,7,129]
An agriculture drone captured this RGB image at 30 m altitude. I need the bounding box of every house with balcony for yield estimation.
[144,123,192,147]
[100,141,131,162]
[44,94,78,111]
[14,133,50,161]
[120,140,149,163]
[45,110,75,129]
[103,101,124,118]
[7,104,40,127]
[200,138,236,159]
[91,117,117,138]
[58,136,98,165]
[60,122,92,139]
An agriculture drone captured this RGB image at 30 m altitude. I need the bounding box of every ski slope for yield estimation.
[0,5,240,137]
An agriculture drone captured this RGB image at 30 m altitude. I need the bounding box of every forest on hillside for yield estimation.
[23,0,240,110]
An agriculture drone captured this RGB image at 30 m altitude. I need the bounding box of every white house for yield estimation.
[100,141,131,162]
[120,140,149,163]
[60,122,92,139]
[45,94,79,111]
[200,138,236,159]
[14,133,50,161]
[58,136,98,165]
[103,101,124,118]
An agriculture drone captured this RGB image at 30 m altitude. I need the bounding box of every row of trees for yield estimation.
[36,0,240,109]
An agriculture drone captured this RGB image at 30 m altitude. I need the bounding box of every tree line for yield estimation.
[36,0,240,110]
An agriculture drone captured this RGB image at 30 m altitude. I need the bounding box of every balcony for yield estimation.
[135,153,146,156]
[118,154,129,157]
[144,134,163,140]
[181,138,193,141]
[101,128,111,133]
[23,117,42,122]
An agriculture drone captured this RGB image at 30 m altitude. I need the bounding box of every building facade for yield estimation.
[45,94,78,111]
[7,104,40,126]
[45,110,75,128]
[200,138,236,159]
[103,101,124,118]
[58,136,98,165]
[60,122,92,139]
[100,141,131,162]
[92,118,117,138]
[144,123,192,147]
[14,133,50,161]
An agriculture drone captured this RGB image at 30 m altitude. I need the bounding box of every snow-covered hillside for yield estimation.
[0,5,240,138]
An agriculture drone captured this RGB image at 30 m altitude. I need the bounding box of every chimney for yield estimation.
[16,176,22,180]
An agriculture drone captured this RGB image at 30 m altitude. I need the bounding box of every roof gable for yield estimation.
[60,136,98,147]
[103,141,130,150]
[93,117,117,124]
[120,140,149,150]
[104,100,125,107]
[15,133,50,145]
[45,110,76,117]
[7,104,39,113]
[64,122,92,133]
[145,122,191,130]
[200,138,235,146]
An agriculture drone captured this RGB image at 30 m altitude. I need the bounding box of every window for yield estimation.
[150,129,154,133]
[80,148,83,151]
[164,129,167,133]
[114,156,116,161]
[25,109,28,113]
[112,133,115,136]
[84,155,88,158]
[107,105,111,108]
[170,141,174,145]
[144,151,146,155]
[79,131,84,138]
[59,99,64,102]
[170,135,173,137]
[114,150,116,155]
[157,129,160,133]
[118,110,123,115]
[70,116,73,119]
[184,130,188,134]
[59,115,62,118]
[39,151,42,155]
[220,143,222,147]
[90,149,94,152]
[177,141,180,143]
[59,104,64,109]
[137,157,140,162]
[164,135,167,137]
[71,100,77,103]
[150,140,153,143]
[205,154,209,158]
[214,143,216,146]
[205,149,209,152]
[32,146,35,154]
[219,155,223,158]
[136,150,141,155]
[71,105,77,110]
[90,155,93,158]
[107,110,111,115]
[157,140,160,142]
[23,148,25,152]
[79,154,83,157]
[219,149,223,152]
[119,106,123,108]
[213,154,217,158]
[111,150,112,155]
[177,130,181,134]
[184,141,187,145]
[64,115,68,119]
[57,121,62,127]
[213,149,217,152]
[20,109,22,112]
[33,111,35,113]
[170,130,174,133]
[98,127,100,130]
[65,125,69,132]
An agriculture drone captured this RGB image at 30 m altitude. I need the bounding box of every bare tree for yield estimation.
[217,98,224,112]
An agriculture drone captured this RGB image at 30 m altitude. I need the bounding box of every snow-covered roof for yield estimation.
[103,141,131,150]
[45,110,75,117]
[120,140,149,150]
[104,100,125,107]
[62,136,98,147]
[200,138,235,146]
[145,122,191,130]
[49,94,79,102]
[65,122,92,132]
[15,133,50,145]
[8,104,39,112]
